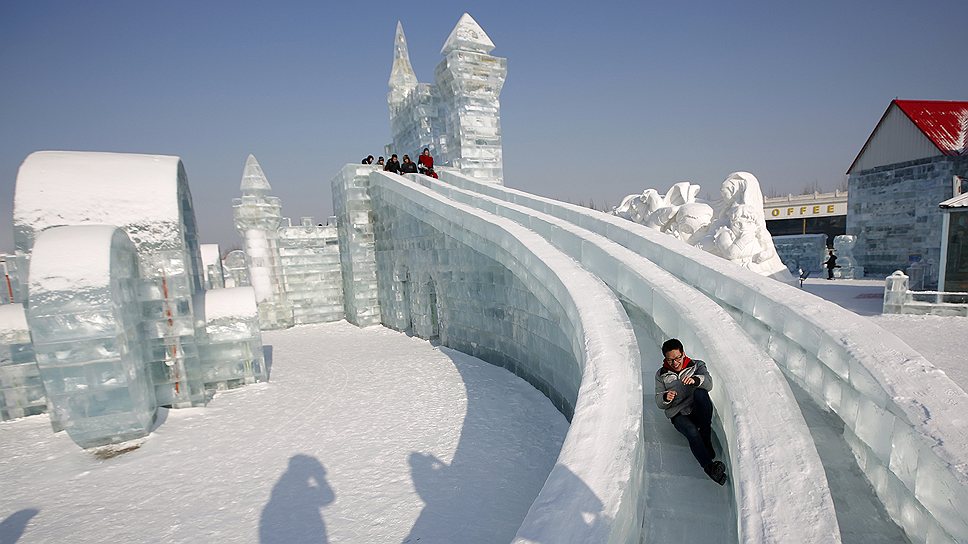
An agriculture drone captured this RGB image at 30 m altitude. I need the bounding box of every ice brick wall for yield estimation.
[27,226,155,448]
[222,250,250,289]
[420,172,841,543]
[200,243,225,290]
[438,170,968,544]
[194,286,266,391]
[14,151,207,408]
[772,234,828,276]
[277,218,344,324]
[848,155,968,283]
[0,303,45,421]
[331,164,382,327]
[0,255,22,304]
[360,169,645,544]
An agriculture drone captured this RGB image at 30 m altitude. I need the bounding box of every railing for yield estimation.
[883,270,968,317]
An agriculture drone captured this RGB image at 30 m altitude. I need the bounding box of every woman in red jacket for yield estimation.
[417,148,434,174]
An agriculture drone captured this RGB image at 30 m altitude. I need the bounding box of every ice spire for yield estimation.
[388,22,418,106]
[240,154,271,196]
[441,13,495,55]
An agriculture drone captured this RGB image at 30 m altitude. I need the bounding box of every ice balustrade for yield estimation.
[331,165,383,327]
[883,270,968,317]
[14,151,207,408]
[437,169,968,544]
[26,226,156,448]
[362,170,645,543]
[0,303,45,421]
[408,173,840,542]
[193,286,267,390]
[277,217,344,324]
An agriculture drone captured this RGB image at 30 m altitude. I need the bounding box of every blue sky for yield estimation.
[1,0,965,250]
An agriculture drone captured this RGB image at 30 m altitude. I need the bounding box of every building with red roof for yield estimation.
[846,99,968,288]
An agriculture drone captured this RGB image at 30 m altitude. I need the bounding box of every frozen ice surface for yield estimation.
[26,225,155,448]
[0,322,568,543]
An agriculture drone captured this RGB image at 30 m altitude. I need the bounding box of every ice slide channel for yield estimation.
[403,172,841,543]
[436,169,968,544]
[369,171,645,543]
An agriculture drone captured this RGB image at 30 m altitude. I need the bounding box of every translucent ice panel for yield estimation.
[27,226,155,448]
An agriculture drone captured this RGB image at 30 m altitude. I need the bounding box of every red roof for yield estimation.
[893,99,968,155]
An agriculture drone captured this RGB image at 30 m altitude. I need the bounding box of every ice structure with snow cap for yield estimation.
[12,150,266,447]
[0,302,44,421]
[388,13,506,182]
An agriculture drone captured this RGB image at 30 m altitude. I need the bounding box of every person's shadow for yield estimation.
[259,455,334,544]
[0,509,39,544]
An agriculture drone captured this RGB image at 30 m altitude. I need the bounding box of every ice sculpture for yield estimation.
[15,150,207,408]
[331,165,382,326]
[0,303,45,421]
[277,217,345,324]
[200,243,225,289]
[194,286,266,390]
[232,154,293,329]
[27,225,156,448]
[222,250,250,288]
[833,235,863,279]
[388,14,506,182]
[613,173,794,282]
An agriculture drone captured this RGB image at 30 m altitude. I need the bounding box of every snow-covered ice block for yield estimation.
[26,225,155,448]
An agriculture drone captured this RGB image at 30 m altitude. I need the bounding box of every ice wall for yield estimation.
[14,150,207,408]
[331,165,382,327]
[194,286,266,390]
[773,234,827,276]
[277,218,344,324]
[27,225,155,448]
[364,169,645,543]
[200,243,225,290]
[437,169,968,544]
[421,171,841,542]
[0,303,45,421]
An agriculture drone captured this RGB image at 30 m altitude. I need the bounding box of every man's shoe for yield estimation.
[705,461,727,486]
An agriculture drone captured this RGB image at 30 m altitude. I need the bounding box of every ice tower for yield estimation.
[232,155,293,330]
[388,14,506,183]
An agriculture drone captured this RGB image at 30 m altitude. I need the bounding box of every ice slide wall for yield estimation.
[408,173,841,543]
[333,165,645,543]
[436,169,968,544]
[333,165,841,543]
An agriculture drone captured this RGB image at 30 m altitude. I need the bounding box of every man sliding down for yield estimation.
[655,338,728,485]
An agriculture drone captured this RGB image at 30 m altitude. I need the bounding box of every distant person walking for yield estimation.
[362,155,374,164]
[417,148,434,174]
[400,154,418,174]
[384,154,401,174]
[825,250,838,280]
[655,338,727,485]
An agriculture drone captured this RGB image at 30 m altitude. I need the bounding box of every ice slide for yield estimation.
[420,169,968,543]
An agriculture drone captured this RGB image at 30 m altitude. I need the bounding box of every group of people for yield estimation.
[362,148,437,179]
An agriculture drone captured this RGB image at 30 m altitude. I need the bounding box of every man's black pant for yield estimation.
[670,388,714,469]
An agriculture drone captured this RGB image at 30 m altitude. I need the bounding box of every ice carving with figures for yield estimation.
[613,172,794,282]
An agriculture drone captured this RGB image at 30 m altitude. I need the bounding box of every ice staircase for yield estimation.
[345,167,968,544]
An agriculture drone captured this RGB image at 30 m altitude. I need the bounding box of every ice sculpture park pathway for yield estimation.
[0,322,568,544]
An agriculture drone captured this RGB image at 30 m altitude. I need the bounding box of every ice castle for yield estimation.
[2,12,968,544]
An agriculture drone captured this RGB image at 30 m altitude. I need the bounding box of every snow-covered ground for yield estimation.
[0,322,568,543]
[2,278,965,544]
